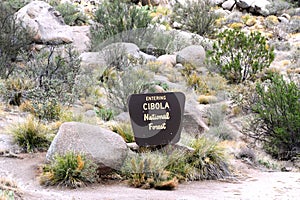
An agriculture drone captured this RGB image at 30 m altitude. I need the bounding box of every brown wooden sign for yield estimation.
[128,92,185,146]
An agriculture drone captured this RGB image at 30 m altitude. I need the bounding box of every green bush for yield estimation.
[171,0,218,36]
[55,2,88,26]
[95,106,114,121]
[10,116,52,152]
[90,0,152,51]
[208,29,275,84]
[0,2,31,79]
[248,75,300,160]
[40,152,98,188]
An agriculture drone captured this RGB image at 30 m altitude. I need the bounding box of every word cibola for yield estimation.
[142,102,170,110]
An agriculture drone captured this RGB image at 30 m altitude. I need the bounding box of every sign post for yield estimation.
[128,92,185,146]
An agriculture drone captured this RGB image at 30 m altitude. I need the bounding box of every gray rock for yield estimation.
[237,0,255,9]
[176,45,206,69]
[85,110,96,118]
[70,26,91,53]
[103,42,139,59]
[183,99,209,138]
[139,51,157,62]
[46,122,128,172]
[157,55,177,67]
[278,16,289,24]
[16,1,73,44]
[211,0,227,5]
[79,52,107,74]
[114,112,131,123]
[214,8,231,17]
[0,134,21,154]
[250,0,271,16]
[222,0,236,10]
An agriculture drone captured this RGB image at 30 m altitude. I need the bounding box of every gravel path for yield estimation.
[1,153,300,200]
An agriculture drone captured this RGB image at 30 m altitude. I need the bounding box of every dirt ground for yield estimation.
[0,152,300,200]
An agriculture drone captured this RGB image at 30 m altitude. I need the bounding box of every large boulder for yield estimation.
[176,45,206,69]
[250,0,271,16]
[46,122,128,172]
[222,0,236,10]
[16,1,73,44]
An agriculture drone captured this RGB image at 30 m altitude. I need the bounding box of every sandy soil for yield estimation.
[1,152,300,200]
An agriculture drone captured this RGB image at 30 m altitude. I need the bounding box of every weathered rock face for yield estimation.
[220,0,271,16]
[15,1,90,52]
[46,122,128,172]
[16,1,72,44]
[69,26,91,53]
[183,99,209,138]
[176,45,206,69]
[236,0,255,9]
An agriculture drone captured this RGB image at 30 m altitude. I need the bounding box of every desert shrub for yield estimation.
[181,63,228,96]
[286,16,300,33]
[22,45,81,120]
[267,0,293,15]
[10,116,52,152]
[0,76,33,106]
[1,45,81,120]
[247,75,300,160]
[206,124,234,140]
[95,106,114,121]
[207,29,275,84]
[171,0,218,36]
[207,104,227,127]
[54,2,88,26]
[101,64,153,112]
[110,123,134,143]
[90,0,152,51]
[40,152,98,188]
[0,2,31,79]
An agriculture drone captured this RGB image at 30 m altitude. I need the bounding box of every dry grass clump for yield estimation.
[9,115,53,153]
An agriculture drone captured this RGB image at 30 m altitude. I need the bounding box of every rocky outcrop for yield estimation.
[15,1,90,52]
[46,122,128,172]
[216,0,272,16]
[16,1,72,44]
